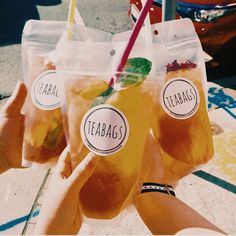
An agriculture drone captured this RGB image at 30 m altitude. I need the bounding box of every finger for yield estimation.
[1,81,27,117]
[69,152,97,187]
[55,146,72,178]
[57,145,70,164]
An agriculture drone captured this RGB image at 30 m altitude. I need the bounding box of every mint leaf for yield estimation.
[43,125,63,149]
[91,57,152,107]
[119,57,152,87]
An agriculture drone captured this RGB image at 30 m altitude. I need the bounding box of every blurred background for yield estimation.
[0,0,235,96]
[129,0,236,85]
[0,0,61,45]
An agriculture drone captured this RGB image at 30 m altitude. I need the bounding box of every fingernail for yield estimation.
[16,80,23,88]
[12,80,22,96]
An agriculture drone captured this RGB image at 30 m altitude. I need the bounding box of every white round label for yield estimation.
[31,70,62,110]
[80,104,129,156]
[160,78,200,119]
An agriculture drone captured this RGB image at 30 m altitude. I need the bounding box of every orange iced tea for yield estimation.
[63,63,158,219]
[23,55,66,164]
[152,61,213,168]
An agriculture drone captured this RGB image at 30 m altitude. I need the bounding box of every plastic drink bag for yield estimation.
[151,19,214,177]
[21,20,67,166]
[21,20,111,166]
[57,25,165,219]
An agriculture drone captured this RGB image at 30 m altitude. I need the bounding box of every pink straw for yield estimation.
[109,0,154,87]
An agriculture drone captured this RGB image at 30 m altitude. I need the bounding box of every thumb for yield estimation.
[1,81,27,116]
[69,152,97,188]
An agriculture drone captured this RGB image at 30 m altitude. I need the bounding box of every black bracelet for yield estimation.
[141,182,176,197]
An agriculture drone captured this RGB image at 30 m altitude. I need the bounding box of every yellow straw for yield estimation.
[67,0,77,39]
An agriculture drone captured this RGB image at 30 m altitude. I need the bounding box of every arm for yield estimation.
[135,134,225,235]
[135,192,225,235]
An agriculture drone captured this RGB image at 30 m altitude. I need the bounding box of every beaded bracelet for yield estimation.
[141,182,176,197]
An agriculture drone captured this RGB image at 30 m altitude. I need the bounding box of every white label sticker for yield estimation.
[80,104,129,156]
[31,70,62,110]
[160,78,200,119]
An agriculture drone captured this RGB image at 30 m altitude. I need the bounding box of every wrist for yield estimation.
[141,182,176,197]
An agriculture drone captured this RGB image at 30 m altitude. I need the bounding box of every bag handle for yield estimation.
[67,0,77,39]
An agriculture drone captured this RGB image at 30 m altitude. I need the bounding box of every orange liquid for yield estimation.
[152,68,214,167]
[65,76,155,219]
[24,106,66,163]
[23,57,66,163]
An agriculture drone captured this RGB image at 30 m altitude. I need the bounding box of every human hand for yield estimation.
[0,81,27,173]
[140,133,194,188]
[136,134,225,235]
[34,147,97,235]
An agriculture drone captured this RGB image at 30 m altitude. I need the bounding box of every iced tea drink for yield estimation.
[22,20,67,165]
[152,61,213,169]
[23,54,66,164]
[63,58,158,219]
